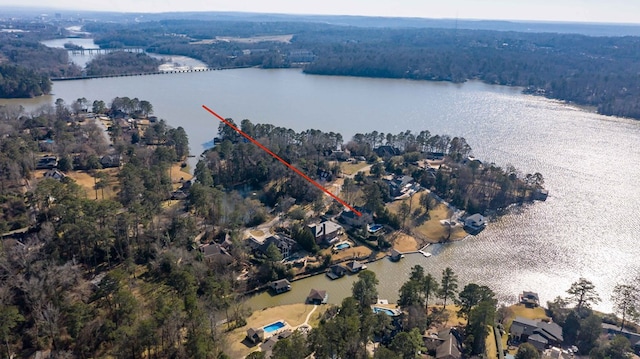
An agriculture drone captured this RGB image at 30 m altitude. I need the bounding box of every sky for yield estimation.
[5,0,640,24]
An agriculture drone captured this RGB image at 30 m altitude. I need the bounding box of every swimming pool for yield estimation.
[334,242,351,250]
[263,321,286,334]
[368,224,383,233]
[372,307,398,316]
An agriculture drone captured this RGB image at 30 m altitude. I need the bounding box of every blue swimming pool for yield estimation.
[372,307,397,316]
[263,321,285,333]
[334,242,351,250]
[368,224,383,233]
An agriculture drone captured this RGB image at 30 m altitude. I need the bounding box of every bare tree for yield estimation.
[611,283,639,331]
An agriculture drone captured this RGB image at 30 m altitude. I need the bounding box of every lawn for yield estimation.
[62,168,119,200]
[169,163,193,190]
[387,196,466,242]
[501,304,549,353]
[340,161,370,176]
[391,233,419,252]
[227,303,327,358]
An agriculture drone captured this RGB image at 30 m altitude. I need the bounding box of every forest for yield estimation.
[85,52,163,76]
[83,20,640,119]
[4,17,640,118]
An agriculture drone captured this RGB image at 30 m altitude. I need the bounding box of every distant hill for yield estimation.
[2,6,640,36]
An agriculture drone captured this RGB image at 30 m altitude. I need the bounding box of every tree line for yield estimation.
[0,99,243,358]
[83,19,640,120]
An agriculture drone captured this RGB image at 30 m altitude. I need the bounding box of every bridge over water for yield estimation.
[67,48,144,55]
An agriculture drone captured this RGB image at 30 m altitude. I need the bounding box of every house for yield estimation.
[43,169,66,181]
[307,221,343,245]
[426,152,445,161]
[534,189,549,201]
[199,243,233,264]
[170,190,188,200]
[601,323,640,353]
[100,154,121,168]
[269,279,291,294]
[246,327,265,344]
[535,322,564,347]
[340,207,373,228]
[436,329,463,359]
[326,264,347,280]
[260,336,279,356]
[387,175,416,197]
[462,156,483,167]
[36,156,57,169]
[464,213,486,234]
[306,289,328,304]
[258,330,294,358]
[256,234,298,259]
[520,291,540,307]
[389,249,404,262]
[330,149,350,161]
[317,168,333,182]
[374,145,402,158]
[345,260,367,273]
[510,317,563,350]
[510,317,539,339]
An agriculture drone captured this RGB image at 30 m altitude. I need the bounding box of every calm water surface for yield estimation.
[3,68,639,312]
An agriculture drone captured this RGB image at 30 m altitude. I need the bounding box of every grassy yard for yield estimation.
[387,196,467,242]
[227,303,328,358]
[340,161,370,176]
[501,304,549,353]
[62,168,120,200]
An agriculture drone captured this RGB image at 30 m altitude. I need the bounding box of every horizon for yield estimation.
[2,1,640,25]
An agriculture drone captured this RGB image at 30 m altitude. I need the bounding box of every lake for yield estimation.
[2,68,639,313]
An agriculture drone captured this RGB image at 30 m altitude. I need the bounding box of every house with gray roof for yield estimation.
[464,213,486,234]
[308,221,343,245]
[510,317,563,350]
[269,279,291,294]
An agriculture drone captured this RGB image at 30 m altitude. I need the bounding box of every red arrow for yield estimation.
[202,105,361,216]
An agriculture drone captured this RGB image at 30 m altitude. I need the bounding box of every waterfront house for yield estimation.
[389,249,404,262]
[602,323,640,353]
[464,213,486,234]
[534,188,549,201]
[510,316,538,339]
[326,264,347,280]
[269,279,292,294]
[510,317,563,350]
[436,329,463,359]
[306,289,328,304]
[345,260,367,273]
[255,234,298,259]
[307,221,343,245]
[520,291,540,308]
